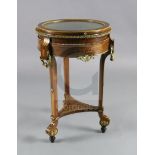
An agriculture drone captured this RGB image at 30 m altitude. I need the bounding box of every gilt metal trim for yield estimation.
[77,55,95,62]
[37,32,110,39]
[40,54,53,68]
[38,37,54,68]
[110,39,114,61]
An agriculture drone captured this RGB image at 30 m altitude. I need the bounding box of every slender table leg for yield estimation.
[64,57,70,98]
[45,56,59,142]
[98,53,110,133]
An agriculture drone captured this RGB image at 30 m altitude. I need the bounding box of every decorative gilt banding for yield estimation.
[37,32,110,39]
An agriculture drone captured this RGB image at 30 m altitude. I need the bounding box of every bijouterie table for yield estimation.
[35,19,114,143]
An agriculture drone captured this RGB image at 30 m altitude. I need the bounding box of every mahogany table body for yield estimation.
[36,19,114,142]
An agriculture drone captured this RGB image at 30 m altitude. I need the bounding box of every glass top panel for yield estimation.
[43,21,104,31]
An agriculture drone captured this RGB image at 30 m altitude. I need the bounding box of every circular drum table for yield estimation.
[35,19,114,143]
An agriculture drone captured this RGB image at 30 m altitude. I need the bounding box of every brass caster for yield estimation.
[101,126,107,133]
[49,136,55,143]
[99,115,110,133]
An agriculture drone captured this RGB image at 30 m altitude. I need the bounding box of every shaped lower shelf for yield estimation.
[58,95,100,118]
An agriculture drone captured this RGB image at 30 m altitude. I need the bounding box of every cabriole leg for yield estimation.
[45,56,59,143]
[98,53,110,133]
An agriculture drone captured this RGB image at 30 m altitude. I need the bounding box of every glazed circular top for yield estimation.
[36,19,111,38]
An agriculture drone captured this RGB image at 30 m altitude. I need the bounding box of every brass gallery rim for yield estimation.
[36,19,112,38]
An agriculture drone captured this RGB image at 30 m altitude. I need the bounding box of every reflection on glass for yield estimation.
[43,21,104,31]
